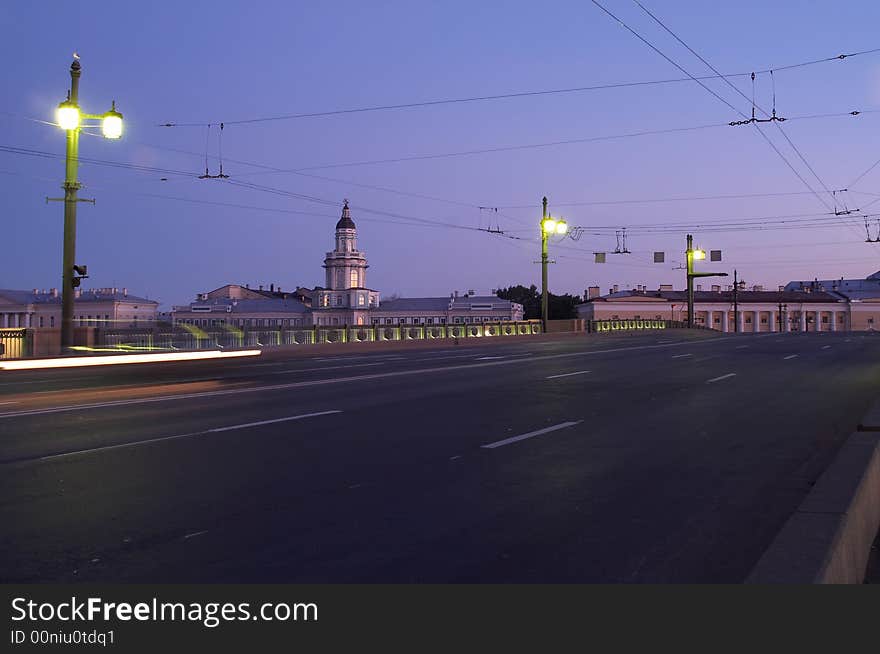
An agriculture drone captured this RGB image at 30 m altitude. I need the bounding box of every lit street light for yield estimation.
[54,56,124,352]
[540,197,568,331]
[685,234,727,328]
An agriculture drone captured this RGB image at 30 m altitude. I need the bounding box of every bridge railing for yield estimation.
[588,319,691,333]
[0,328,32,359]
[93,320,543,352]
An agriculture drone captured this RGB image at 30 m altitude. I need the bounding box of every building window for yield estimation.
[398,318,405,324]
[822,315,829,323]
[440,318,446,324]
[350,270,358,288]
[358,295,365,306]
[332,318,339,325]
[454,317,461,324]
[745,317,752,324]
[335,295,343,307]
[386,319,392,324]
[427,318,434,325]
[39,316,44,327]
[761,317,767,324]
[50,316,55,327]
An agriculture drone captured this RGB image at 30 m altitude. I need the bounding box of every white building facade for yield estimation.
[173,201,524,327]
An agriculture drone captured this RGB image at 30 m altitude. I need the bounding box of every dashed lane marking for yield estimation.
[14,410,344,464]
[706,373,736,384]
[546,370,590,379]
[481,421,583,449]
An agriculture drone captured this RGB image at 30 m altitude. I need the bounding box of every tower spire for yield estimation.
[336,198,356,230]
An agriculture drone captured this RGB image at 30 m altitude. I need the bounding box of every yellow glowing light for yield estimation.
[0,349,261,371]
[56,102,80,130]
[101,112,123,139]
[693,249,706,260]
[542,218,558,233]
[555,221,568,235]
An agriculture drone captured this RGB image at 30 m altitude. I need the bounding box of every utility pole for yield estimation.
[733,269,739,333]
[53,57,123,352]
[60,58,82,352]
[541,196,549,332]
[686,233,727,329]
[686,234,696,328]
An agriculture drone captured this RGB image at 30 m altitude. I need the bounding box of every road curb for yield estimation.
[746,431,880,584]
[856,398,880,431]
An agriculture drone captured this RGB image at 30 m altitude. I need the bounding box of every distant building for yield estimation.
[0,287,157,330]
[577,274,880,332]
[172,201,523,328]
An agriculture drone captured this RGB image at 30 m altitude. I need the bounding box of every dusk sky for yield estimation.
[3,0,880,308]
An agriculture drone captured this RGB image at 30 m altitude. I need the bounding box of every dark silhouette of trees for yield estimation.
[495,284,579,320]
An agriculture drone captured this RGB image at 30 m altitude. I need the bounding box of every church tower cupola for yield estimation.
[323,199,369,291]
[335,199,356,230]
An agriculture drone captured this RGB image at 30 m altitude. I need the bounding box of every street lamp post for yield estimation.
[685,233,727,329]
[540,197,567,332]
[778,302,787,332]
[55,57,123,352]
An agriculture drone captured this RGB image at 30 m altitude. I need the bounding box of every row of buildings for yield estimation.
[576,275,880,332]
[1,202,524,343]
[6,201,880,340]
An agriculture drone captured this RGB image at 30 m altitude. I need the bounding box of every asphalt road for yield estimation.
[2,329,878,583]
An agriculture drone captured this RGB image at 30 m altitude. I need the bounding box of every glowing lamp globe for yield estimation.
[56,101,80,131]
[102,103,123,139]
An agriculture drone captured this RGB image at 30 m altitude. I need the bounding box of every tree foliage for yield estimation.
[495,284,579,320]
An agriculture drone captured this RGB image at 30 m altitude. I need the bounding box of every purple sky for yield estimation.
[3,0,880,307]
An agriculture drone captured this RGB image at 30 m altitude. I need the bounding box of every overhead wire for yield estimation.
[591,0,834,217]
[632,0,840,215]
[155,47,880,127]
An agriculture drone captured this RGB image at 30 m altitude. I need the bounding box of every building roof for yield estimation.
[0,288,156,305]
[176,297,309,314]
[376,295,521,312]
[377,297,451,312]
[783,276,880,300]
[586,289,844,304]
[335,200,356,230]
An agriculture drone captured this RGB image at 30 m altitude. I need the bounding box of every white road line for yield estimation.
[706,373,736,384]
[821,345,831,350]
[481,421,583,449]
[265,362,384,375]
[546,370,590,379]
[183,530,207,540]
[476,356,506,360]
[784,354,798,360]
[671,353,692,358]
[30,410,342,463]
[735,345,749,349]
[207,411,342,433]
[449,455,462,461]
[0,401,18,406]
[0,337,729,421]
